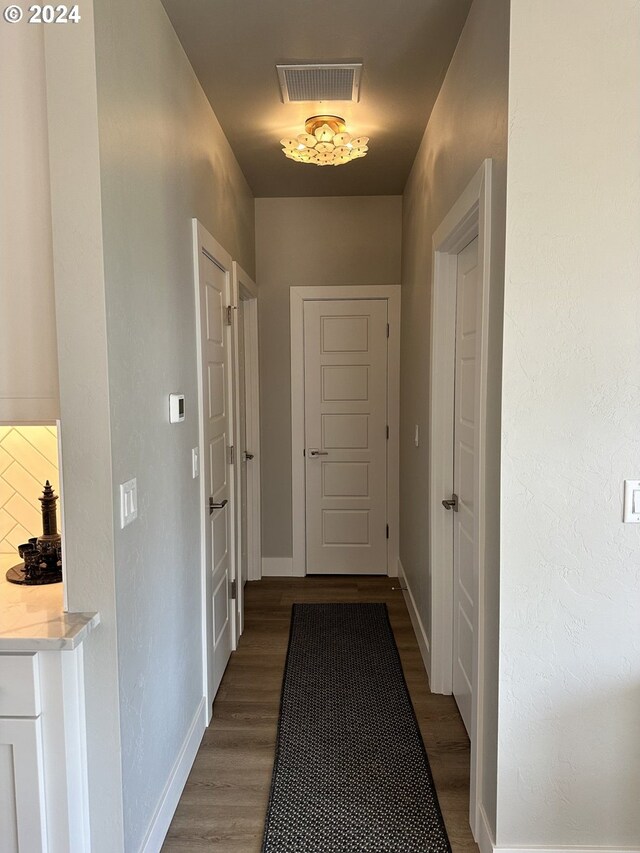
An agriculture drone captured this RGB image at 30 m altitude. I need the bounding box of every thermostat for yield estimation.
[169,394,185,423]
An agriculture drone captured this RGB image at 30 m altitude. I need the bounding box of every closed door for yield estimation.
[197,247,233,702]
[303,299,388,574]
[237,299,249,592]
[452,236,479,734]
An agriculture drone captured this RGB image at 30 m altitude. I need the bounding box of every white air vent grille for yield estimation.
[277,63,362,103]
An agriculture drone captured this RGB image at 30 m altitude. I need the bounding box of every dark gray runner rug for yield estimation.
[262,603,451,853]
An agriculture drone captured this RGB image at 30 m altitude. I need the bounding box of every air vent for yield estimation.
[276,63,362,103]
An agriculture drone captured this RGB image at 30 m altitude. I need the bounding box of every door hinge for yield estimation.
[230,579,237,600]
[386,524,389,539]
[227,444,235,465]
[225,305,233,326]
[386,425,389,440]
[386,323,390,338]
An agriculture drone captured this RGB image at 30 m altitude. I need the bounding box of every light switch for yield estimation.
[623,480,640,523]
[414,424,420,447]
[192,447,200,479]
[120,478,138,528]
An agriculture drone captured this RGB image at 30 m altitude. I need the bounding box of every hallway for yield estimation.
[162,577,478,852]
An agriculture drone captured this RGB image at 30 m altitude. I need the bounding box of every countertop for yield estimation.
[0,574,99,652]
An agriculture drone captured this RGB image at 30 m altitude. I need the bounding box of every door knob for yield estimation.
[243,451,254,461]
[308,449,329,457]
[209,497,228,514]
[442,494,459,511]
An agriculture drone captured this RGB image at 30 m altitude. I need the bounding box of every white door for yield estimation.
[303,299,388,574]
[231,261,259,632]
[452,236,479,734]
[195,232,234,705]
[237,299,249,592]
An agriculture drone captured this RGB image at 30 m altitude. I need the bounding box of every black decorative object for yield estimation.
[6,481,63,586]
[262,603,452,853]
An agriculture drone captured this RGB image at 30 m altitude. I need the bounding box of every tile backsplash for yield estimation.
[0,426,59,573]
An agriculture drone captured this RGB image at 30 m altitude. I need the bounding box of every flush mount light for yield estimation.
[280,115,369,166]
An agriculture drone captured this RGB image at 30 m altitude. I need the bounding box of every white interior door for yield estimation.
[237,299,249,592]
[303,299,388,574]
[195,232,234,706]
[452,236,479,734]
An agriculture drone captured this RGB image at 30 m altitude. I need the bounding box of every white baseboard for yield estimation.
[476,805,639,853]
[398,558,431,682]
[139,697,207,853]
[477,803,496,853]
[261,557,294,577]
[492,848,639,853]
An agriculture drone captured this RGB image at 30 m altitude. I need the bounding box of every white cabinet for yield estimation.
[0,717,47,852]
[0,648,90,852]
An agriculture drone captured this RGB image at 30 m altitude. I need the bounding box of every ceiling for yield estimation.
[161,0,472,198]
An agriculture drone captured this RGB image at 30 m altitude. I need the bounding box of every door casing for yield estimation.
[290,285,401,578]
[428,160,495,840]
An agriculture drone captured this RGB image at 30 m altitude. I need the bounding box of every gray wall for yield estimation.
[50,0,255,849]
[93,0,254,847]
[255,196,402,560]
[400,0,509,833]
[0,23,59,422]
[497,0,640,845]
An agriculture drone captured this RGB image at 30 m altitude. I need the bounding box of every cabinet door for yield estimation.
[0,718,47,852]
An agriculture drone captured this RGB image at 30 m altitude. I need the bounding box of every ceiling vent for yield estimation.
[276,63,362,103]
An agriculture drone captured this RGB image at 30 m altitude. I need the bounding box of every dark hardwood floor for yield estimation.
[163,576,478,852]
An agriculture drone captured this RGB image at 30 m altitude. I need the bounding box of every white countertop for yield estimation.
[0,575,99,652]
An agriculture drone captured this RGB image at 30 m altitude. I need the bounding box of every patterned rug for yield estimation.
[262,603,451,853]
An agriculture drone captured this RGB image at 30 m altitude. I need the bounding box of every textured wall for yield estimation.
[497,0,640,845]
[91,0,255,848]
[255,196,402,560]
[400,0,509,832]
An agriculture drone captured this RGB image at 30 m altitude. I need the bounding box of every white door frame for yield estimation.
[231,261,261,594]
[291,285,401,578]
[429,159,494,838]
[192,219,238,719]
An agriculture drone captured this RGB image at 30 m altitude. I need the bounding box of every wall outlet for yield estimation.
[120,478,137,528]
[192,447,199,479]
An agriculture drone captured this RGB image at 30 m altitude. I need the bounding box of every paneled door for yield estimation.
[195,227,234,707]
[303,299,388,574]
[452,236,479,734]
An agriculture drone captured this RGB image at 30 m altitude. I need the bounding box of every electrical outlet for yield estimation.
[120,478,137,528]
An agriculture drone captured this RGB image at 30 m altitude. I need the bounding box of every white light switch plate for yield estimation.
[120,478,137,528]
[192,447,199,479]
[623,479,640,523]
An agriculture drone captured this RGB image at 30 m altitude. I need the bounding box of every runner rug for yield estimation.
[262,602,451,853]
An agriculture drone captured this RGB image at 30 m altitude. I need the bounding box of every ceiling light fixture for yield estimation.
[280,115,369,166]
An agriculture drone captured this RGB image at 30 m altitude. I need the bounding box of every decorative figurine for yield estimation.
[6,481,63,585]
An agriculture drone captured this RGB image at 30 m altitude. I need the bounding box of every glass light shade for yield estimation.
[280,137,299,150]
[314,124,335,143]
[280,116,369,167]
[333,132,351,146]
[350,136,369,149]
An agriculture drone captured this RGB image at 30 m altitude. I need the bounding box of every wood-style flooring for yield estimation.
[163,576,478,852]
